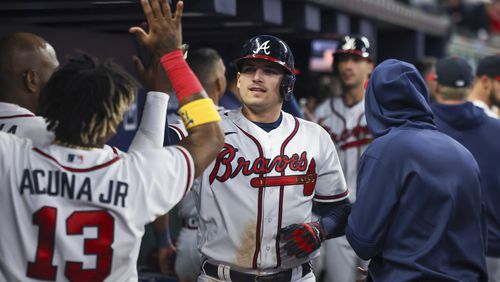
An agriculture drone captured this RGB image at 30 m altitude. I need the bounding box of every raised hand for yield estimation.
[129,0,183,56]
[132,55,172,93]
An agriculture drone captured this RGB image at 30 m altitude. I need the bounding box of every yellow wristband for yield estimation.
[179,98,221,129]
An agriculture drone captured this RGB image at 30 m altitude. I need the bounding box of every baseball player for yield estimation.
[169,48,227,282]
[313,35,373,282]
[0,32,59,146]
[468,55,500,118]
[192,35,350,282]
[431,56,500,281]
[0,1,224,281]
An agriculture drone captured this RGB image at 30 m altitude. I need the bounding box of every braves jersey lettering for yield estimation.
[209,143,308,182]
[320,123,371,150]
[18,169,129,207]
[0,102,54,146]
[0,123,17,134]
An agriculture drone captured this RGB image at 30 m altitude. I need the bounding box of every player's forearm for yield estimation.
[128,91,169,152]
[316,199,351,239]
[153,214,174,248]
[160,50,224,177]
[179,122,223,178]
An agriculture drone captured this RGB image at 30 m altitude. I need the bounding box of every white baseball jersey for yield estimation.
[0,133,194,282]
[194,109,348,271]
[0,92,188,282]
[0,102,54,146]
[314,96,372,202]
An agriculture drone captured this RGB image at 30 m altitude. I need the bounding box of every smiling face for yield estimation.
[237,58,285,119]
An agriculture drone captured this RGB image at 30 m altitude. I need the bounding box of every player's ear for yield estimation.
[237,72,241,89]
[24,69,41,94]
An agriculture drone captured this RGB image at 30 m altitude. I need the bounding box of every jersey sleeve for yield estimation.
[0,132,15,181]
[128,91,169,152]
[131,145,195,222]
[313,128,349,203]
[167,119,187,144]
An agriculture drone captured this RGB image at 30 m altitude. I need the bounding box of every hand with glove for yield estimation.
[279,222,326,259]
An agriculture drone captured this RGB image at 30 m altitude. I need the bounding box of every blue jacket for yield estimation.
[346,59,487,281]
[432,101,500,257]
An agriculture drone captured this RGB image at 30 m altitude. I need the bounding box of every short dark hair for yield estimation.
[414,57,437,78]
[39,54,137,144]
[187,48,222,88]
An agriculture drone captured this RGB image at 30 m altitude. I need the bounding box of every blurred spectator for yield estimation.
[314,35,374,282]
[469,54,500,118]
[446,0,500,37]
[431,56,500,282]
[219,63,241,109]
[414,56,438,101]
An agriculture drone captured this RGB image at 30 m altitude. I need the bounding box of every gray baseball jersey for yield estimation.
[314,96,372,202]
[194,109,348,271]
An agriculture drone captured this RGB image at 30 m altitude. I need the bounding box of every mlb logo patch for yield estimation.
[67,154,84,164]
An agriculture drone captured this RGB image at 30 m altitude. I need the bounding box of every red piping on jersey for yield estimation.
[32,147,120,173]
[340,138,372,150]
[0,114,35,119]
[314,190,349,201]
[168,124,186,139]
[175,147,193,196]
[329,99,347,126]
[276,117,299,267]
[235,124,264,269]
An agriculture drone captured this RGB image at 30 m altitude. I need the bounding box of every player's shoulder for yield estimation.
[314,96,342,115]
[314,97,332,112]
[0,131,34,151]
[219,107,242,127]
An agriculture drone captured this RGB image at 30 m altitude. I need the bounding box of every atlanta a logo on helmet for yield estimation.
[253,40,271,55]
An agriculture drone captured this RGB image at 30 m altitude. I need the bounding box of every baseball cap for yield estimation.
[476,55,500,81]
[435,56,473,88]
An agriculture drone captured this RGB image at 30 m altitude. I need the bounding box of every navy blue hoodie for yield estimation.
[432,101,500,258]
[346,59,487,281]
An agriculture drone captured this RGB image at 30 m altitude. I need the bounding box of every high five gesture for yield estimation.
[129,0,183,56]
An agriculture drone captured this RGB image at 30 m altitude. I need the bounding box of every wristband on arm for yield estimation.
[160,49,221,128]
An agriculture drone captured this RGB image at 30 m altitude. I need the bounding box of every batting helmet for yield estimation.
[234,35,296,101]
[332,35,372,74]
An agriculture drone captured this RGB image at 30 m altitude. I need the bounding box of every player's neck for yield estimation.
[53,139,104,150]
[242,104,282,123]
[341,85,365,107]
[468,88,491,107]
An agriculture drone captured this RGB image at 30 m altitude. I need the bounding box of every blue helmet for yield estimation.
[234,35,296,101]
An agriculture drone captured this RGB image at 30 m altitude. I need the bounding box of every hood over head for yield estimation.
[365,59,436,138]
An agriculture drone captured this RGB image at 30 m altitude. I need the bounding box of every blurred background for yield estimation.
[2,0,497,145]
[1,0,497,280]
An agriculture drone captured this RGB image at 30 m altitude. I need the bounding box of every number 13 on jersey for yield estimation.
[27,206,114,282]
